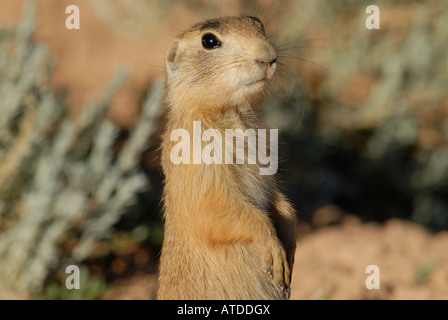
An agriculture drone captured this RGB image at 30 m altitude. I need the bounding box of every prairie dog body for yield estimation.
[157,16,296,300]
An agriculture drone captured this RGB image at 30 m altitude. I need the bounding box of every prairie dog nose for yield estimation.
[256,57,278,66]
[254,42,278,67]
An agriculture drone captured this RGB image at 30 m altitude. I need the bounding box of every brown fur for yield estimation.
[157,16,296,300]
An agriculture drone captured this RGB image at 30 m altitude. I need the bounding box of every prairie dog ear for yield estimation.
[166,40,180,75]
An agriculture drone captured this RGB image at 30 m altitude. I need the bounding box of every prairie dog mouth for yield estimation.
[247,79,271,91]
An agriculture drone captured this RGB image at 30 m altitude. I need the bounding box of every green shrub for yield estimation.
[0,1,162,296]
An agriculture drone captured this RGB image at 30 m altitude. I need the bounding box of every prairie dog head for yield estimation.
[165,16,278,112]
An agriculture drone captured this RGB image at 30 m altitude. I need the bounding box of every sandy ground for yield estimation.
[101,217,448,300]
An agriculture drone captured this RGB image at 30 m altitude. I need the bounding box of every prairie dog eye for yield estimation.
[202,33,221,50]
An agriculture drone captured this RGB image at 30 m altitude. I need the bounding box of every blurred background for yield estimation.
[0,0,447,300]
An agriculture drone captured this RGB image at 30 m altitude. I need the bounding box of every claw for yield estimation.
[285,286,291,299]
[280,282,291,299]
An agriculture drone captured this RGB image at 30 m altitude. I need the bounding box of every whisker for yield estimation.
[276,38,328,48]
[127,57,165,70]
[278,54,328,72]
[279,44,335,53]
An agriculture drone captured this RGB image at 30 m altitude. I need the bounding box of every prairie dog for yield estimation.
[157,16,296,300]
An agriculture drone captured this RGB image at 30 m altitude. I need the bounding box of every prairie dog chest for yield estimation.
[163,110,276,213]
